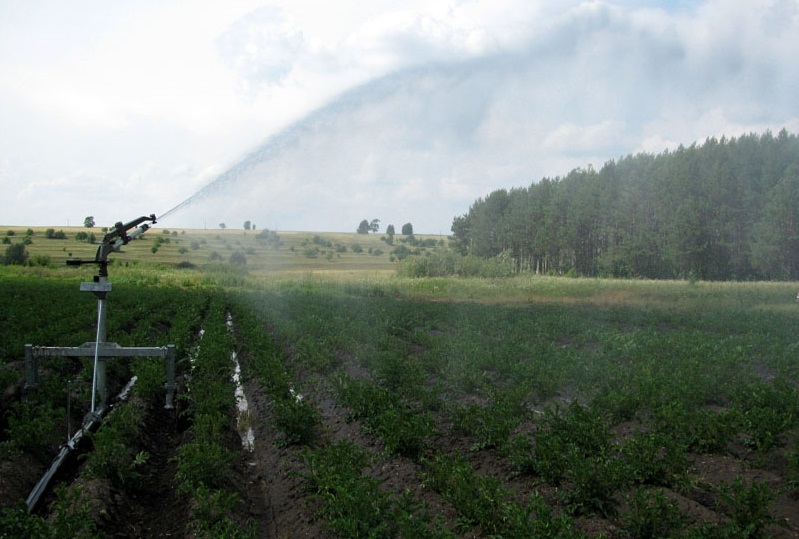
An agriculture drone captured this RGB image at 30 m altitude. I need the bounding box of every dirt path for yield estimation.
[94,405,189,538]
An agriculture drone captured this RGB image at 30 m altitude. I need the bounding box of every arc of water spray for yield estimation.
[157,62,457,223]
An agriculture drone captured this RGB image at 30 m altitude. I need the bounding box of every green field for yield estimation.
[1,226,798,538]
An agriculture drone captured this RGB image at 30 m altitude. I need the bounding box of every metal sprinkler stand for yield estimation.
[24,214,177,512]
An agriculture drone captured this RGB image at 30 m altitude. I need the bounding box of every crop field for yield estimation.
[1,228,799,538]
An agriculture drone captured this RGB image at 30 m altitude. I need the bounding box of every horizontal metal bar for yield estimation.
[27,344,170,358]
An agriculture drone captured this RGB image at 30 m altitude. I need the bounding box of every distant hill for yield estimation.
[0,227,447,275]
[451,129,799,280]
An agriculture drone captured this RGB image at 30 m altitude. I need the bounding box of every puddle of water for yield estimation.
[117,375,138,401]
[227,314,255,452]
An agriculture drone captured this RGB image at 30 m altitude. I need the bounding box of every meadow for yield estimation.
[1,225,798,538]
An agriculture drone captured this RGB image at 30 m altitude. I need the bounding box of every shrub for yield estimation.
[29,254,51,267]
[2,243,28,266]
[229,251,247,265]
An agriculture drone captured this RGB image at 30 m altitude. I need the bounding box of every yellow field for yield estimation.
[0,225,446,276]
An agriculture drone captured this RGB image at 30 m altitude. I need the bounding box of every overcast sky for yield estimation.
[1,0,798,234]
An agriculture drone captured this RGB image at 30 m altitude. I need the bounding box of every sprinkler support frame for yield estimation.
[22,213,177,512]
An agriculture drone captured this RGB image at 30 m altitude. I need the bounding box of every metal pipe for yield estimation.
[90,289,108,414]
[26,375,137,513]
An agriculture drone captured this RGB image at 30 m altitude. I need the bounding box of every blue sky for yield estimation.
[1,0,798,233]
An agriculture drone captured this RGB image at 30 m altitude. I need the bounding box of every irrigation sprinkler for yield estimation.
[23,214,177,512]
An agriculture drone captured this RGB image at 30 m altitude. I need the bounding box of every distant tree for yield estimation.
[357,219,370,234]
[402,222,414,235]
[229,251,247,265]
[386,224,395,236]
[84,216,95,228]
[370,219,380,234]
[252,224,256,230]
[219,223,226,230]
[2,243,28,266]
[244,220,251,231]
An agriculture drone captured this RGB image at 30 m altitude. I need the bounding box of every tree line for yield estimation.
[450,129,799,280]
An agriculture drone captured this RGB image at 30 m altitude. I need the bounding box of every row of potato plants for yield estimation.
[1,272,270,537]
[234,280,799,537]
[229,291,471,537]
[0,276,211,534]
[171,293,256,538]
[0,276,263,537]
[0,275,202,468]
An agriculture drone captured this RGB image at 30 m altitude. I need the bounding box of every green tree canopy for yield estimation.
[451,130,799,280]
[2,243,28,266]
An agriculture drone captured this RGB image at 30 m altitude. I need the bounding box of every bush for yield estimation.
[229,251,247,266]
[397,251,515,278]
[29,254,51,267]
[44,229,67,240]
[2,243,28,265]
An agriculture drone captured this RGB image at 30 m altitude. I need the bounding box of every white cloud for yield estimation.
[217,6,307,92]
